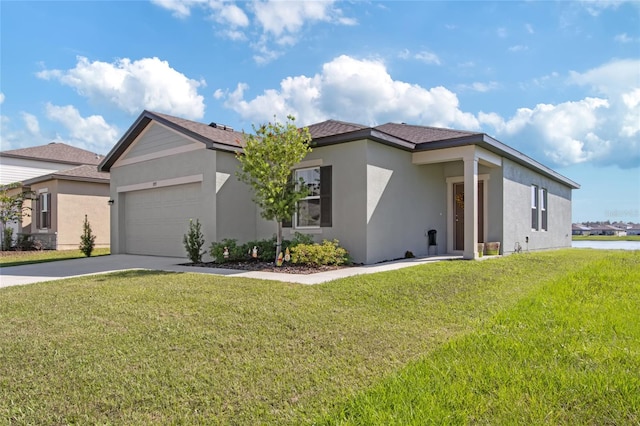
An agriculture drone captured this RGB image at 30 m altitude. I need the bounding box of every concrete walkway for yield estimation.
[0,254,462,289]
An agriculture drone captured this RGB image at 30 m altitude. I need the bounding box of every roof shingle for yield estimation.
[374,122,480,144]
[0,142,104,165]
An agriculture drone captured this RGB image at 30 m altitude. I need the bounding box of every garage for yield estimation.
[124,182,203,257]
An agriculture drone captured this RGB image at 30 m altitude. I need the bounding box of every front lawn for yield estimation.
[0,250,637,424]
[0,247,110,268]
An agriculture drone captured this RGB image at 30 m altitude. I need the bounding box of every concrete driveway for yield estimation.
[0,254,462,288]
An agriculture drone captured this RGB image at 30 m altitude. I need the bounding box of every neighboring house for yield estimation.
[626,224,640,236]
[590,224,627,236]
[99,110,580,264]
[572,223,592,236]
[0,143,109,249]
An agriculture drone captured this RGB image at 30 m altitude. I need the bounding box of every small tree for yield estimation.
[183,218,205,263]
[0,183,33,250]
[79,214,96,257]
[236,115,312,264]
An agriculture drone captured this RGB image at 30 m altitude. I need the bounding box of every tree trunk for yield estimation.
[275,220,283,265]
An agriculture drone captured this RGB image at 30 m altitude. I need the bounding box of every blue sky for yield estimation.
[1,0,639,223]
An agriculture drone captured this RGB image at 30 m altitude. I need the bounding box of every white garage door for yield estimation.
[124,182,203,257]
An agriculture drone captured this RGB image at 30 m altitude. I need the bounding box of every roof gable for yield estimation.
[99,110,246,172]
[1,142,104,165]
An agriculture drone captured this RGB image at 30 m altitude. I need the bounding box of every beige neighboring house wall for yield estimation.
[22,165,110,250]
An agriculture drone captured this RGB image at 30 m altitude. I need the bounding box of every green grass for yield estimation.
[322,250,640,425]
[0,250,637,424]
[0,247,110,267]
[572,234,640,241]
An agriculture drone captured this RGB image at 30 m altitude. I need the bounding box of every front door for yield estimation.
[453,181,484,251]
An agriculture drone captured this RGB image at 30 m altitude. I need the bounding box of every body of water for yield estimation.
[572,241,640,250]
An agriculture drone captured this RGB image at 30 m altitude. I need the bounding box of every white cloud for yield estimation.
[0,112,48,150]
[252,1,340,38]
[45,104,119,152]
[150,0,207,18]
[152,0,356,64]
[0,92,4,105]
[37,56,206,119]
[215,2,250,27]
[414,51,441,65]
[614,32,632,43]
[219,54,479,130]
[525,23,534,34]
[480,59,640,168]
[508,45,529,52]
[458,82,499,93]
[21,112,40,135]
[580,0,624,16]
[480,98,611,165]
[398,49,441,65]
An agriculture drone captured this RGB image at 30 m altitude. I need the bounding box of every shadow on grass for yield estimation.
[91,269,183,281]
[0,250,111,268]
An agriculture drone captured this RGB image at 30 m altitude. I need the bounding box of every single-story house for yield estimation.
[572,223,592,236]
[99,110,579,263]
[590,224,627,236]
[0,143,109,250]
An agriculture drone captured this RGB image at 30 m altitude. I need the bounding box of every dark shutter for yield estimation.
[282,172,293,228]
[320,165,332,227]
[35,194,41,229]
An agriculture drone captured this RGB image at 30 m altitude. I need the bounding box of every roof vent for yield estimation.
[209,122,234,131]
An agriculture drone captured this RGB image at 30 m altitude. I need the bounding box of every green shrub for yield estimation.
[2,227,13,251]
[183,219,205,263]
[209,239,246,263]
[290,239,350,266]
[290,232,314,246]
[79,215,96,257]
[209,233,319,264]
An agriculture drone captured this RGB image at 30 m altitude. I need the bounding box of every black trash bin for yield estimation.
[428,229,437,246]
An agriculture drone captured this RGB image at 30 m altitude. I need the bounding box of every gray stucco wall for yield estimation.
[215,151,259,244]
[502,158,573,254]
[365,141,446,263]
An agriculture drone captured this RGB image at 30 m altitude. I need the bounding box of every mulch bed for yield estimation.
[182,261,349,275]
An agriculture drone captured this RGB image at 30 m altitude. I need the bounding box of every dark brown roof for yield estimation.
[22,165,109,185]
[99,110,579,189]
[0,142,104,165]
[151,111,246,147]
[307,120,368,139]
[374,123,480,144]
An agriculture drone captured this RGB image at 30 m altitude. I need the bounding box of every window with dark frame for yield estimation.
[37,192,51,229]
[541,188,548,231]
[283,165,332,229]
[531,184,539,230]
[295,167,321,228]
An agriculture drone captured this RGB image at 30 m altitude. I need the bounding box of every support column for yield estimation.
[463,155,478,259]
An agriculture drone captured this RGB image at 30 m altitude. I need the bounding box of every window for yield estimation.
[541,188,548,231]
[531,185,539,230]
[296,167,321,227]
[284,166,332,228]
[37,192,51,229]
